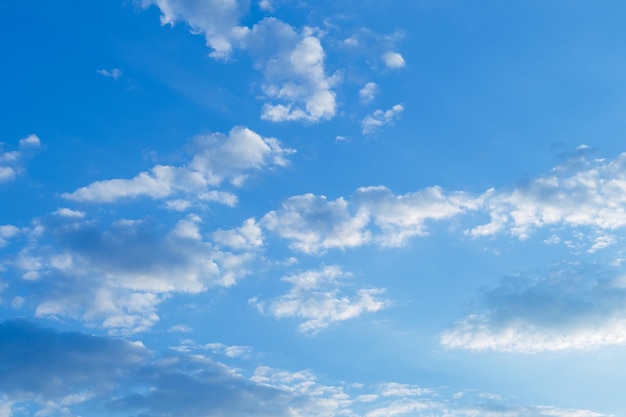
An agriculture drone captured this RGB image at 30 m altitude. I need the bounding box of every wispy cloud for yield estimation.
[96,68,122,80]
[0,134,41,183]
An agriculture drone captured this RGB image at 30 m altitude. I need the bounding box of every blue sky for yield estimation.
[2,1,626,416]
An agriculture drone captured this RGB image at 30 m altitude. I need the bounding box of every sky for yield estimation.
[2,0,626,416]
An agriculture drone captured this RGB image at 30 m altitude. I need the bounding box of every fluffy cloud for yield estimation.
[6,214,255,334]
[359,82,379,104]
[468,151,626,241]
[140,0,249,59]
[382,51,406,68]
[361,104,404,135]
[246,20,338,122]
[142,2,338,122]
[0,134,41,183]
[63,126,293,204]
[251,265,387,333]
[441,264,626,353]
[262,186,478,253]
[213,217,264,250]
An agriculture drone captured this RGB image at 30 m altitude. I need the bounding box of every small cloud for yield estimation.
[19,134,41,148]
[97,68,122,80]
[168,324,193,333]
[53,208,86,218]
[358,82,378,104]
[258,0,273,11]
[335,135,349,142]
[361,104,404,135]
[382,51,406,69]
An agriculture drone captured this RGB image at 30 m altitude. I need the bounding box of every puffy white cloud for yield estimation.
[141,3,338,122]
[441,265,626,353]
[359,81,378,104]
[251,265,387,333]
[262,186,478,253]
[382,51,406,68]
[140,0,249,59]
[213,218,264,250]
[361,104,404,135]
[63,126,293,204]
[246,20,338,122]
[0,134,41,183]
[467,152,626,242]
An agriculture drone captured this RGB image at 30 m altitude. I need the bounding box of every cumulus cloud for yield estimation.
[247,20,338,122]
[213,217,264,250]
[359,81,378,104]
[467,151,626,241]
[262,186,478,253]
[361,104,404,135]
[8,214,256,334]
[63,126,293,204]
[0,134,41,183]
[382,51,406,68]
[141,2,338,122]
[251,265,387,333]
[441,264,626,353]
[140,0,249,59]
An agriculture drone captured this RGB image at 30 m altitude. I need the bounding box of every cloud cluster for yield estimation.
[63,126,293,205]
[361,104,404,135]
[142,1,338,122]
[251,265,387,333]
[0,134,41,183]
[6,214,255,334]
[441,264,626,353]
[468,151,626,241]
[262,185,478,253]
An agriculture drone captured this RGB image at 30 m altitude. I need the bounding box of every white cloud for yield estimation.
[262,193,371,254]
[262,186,478,253]
[9,215,256,334]
[0,134,41,183]
[63,126,293,204]
[359,82,378,104]
[441,265,626,353]
[247,20,338,122]
[213,218,264,250]
[140,0,249,60]
[141,3,338,122]
[251,265,387,333]
[52,208,85,218]
[96,68,122,79]
[361,104,404,135]
[467,151,626,245]
[382,51,406,68]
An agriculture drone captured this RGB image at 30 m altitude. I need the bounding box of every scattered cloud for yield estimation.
[96,68,122,80]
[213,217,264,250]
[359,82,378,104]
[0,134,41,183]
[251,265,387,333]
[63,126,294,204]
[382,51,406,68]
[361,104,404,135]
